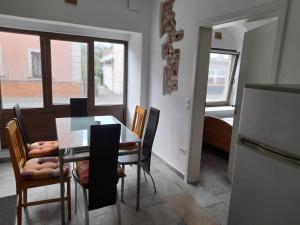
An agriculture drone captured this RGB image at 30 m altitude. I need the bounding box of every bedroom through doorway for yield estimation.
[200,17,279,187]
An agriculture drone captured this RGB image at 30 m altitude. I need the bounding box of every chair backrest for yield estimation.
[70,98,88,117]
[5,119,27,187]
[142,107,160,173]
[132,105,147,138]
[13,104,30,148]
[88,124,121,210]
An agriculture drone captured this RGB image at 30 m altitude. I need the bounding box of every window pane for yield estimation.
[51,40,88,105]
[94,42,124,105]
[206,53,234,103]
[31,51,42,78]
[0,31,43,108]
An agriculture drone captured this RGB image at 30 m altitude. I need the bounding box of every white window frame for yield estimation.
[206,48,239,107]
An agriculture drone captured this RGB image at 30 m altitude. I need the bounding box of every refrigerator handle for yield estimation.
[239,135,300,168]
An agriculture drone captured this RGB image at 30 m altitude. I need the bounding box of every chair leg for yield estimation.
[74,179,78,213]
[146,171,157,193]
[116,191,121,225]
[67,178,72,220]
[143,168,148,183]
[82,188,89,225]
[23,189,27,208]
[121,165,125,202]
[17,189,22,225]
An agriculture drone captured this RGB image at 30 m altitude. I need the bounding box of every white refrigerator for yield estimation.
[227,84,300,225]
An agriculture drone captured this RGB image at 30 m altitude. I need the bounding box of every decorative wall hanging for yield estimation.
[160,0,184,95]
[65,0,77,5]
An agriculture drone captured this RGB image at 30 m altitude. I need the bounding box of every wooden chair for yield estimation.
[132,105,147,138]
[119,107,160,201]
[13,104,59,158]
[72,124,125,225]
[5,119,71,225]
[119,105,147,151]
[70,98,88,117]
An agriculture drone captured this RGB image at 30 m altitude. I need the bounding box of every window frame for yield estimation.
[0,29,45,109]
[93,40,127,107]
[0,27,128,114]
[47,35,90,107]
[206,48,239,107]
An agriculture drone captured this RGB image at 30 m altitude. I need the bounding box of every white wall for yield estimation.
[211,27,242,50]
[127,33,143,125]
[0,0,152,107]
[148,0,300,175]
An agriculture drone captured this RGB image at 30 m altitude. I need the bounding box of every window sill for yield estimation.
[205,106,235,118]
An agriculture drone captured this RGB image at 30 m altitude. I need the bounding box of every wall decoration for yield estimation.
[65,0,77,5]
[215,32,223,40]
[160,0,184,95]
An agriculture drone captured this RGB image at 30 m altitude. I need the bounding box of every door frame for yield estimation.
[185,0,290,183]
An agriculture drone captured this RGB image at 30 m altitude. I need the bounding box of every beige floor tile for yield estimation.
[166,193,220,225]
[0,151,230,225]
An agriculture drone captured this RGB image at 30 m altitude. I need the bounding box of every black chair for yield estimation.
[72,124,125,225]
[13,104,30,149]
[118,107,160,201]
[70,98,88,117]
[13,104,59,158]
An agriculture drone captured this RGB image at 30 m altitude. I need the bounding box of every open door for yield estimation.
[228,19,278,181]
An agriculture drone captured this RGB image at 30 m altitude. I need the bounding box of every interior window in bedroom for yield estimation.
[206,48,239,106]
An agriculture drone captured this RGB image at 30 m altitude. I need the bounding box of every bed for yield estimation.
[202,116,233,153]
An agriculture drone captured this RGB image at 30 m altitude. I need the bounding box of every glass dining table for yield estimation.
[55,115,142,224]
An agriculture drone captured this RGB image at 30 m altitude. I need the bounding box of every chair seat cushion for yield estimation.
[76,160,126,187]
[21,157,69,180]
[28,141,59,158]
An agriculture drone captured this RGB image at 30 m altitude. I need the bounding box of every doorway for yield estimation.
[201,18,279,182]
[185,0,289,183]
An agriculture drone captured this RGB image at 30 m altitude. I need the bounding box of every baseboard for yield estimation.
[152,151,184,179]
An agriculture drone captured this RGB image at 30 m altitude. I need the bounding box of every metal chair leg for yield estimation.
[82,188,89,225]
[143,167,148,183]
[116,191,121,225]
[121,165,125,202]
[74,179,77,213]
[147,171,157,193]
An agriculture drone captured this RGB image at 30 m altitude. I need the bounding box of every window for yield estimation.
[50,40,88,105]
[94,42,125,105]
[0,31,44,108]
[29,49,42,78]
[0,28,127,110]
[206,49,239,106]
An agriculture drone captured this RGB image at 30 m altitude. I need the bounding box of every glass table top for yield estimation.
[56,115,141,151]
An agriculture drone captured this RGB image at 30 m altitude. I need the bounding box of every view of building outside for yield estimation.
[51,40,88,105]
[206,53,234,103]
[0,31,44,108]
[0,31,125,108]
[94,42,124,105]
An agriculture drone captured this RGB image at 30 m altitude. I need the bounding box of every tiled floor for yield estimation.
[0,148,230,225]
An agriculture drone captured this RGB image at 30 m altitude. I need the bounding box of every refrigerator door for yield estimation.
[228,141,300,225]
[239,86,300,157]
